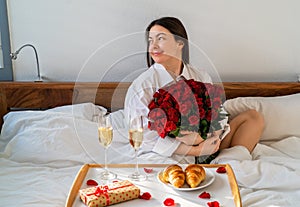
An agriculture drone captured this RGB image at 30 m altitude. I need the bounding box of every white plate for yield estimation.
[157,168,215,191]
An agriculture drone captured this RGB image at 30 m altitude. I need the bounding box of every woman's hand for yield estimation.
[174,133,220,157]
[175,131,204,146]
[194,136,221,156]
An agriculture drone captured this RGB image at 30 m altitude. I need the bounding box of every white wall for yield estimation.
[7,0,300,82]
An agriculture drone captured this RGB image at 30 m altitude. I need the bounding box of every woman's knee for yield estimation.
[244,109,265,128]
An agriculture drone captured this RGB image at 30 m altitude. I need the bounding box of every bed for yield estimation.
[0,81,300,207]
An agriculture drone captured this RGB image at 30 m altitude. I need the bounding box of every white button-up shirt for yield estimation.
[124,63,213,163]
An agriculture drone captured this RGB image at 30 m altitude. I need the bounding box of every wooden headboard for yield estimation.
[1,81,300,129]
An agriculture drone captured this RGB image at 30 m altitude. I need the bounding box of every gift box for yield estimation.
[79,180,140,207]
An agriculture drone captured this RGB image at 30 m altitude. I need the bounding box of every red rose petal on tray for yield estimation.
[139,192,152,200]
[164,198,175,206]
[86,179,98,186]
[144,168,153,173]
[216,166,226,173]
[199,191,211,199]
[207,201,220,207]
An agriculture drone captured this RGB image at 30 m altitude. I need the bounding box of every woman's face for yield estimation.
[148,25,183,67]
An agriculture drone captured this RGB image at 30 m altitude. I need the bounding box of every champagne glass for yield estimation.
[128,115,147,181]
[97,113,116,180]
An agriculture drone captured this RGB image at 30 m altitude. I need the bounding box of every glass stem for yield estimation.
[135,149,139,175]
[104,147,108,173]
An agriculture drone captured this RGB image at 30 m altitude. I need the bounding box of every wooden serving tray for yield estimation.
[66,164,241,207]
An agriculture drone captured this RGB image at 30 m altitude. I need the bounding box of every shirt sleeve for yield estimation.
[219,107,231,140]
[152,135,181,157]
[124,77,181,157]
[124,83,150,127]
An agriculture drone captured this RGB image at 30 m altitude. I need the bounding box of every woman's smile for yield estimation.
[151,51,163,56]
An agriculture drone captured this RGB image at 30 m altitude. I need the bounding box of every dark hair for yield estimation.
[146,17,189,67]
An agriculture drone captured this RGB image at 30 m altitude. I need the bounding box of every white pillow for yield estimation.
[0,109,133,166]
[223,93,300,141]
[48,102,107,121]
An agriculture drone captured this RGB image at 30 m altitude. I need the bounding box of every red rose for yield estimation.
[205,98,212,108]
[148,100,157,110]
[180,101,192,115]
[194,82,205,94]
[153,92,159,98]
[199,107,206,119]
[212,97,222,109]
[206,110,212,122]
[168,86,182,100]
[188,115,199,126]
[211,109,219,120]
[167,108,180,123]
[159,130,167,138]
[160,101,172,110]
[149,108,166,120]
[163,93,172,101]
[158,88,167,96]
[155,117,167,128]
[184,92,194,103]
[165,121,177,132]
[156,125,167,138]
[196,97,204,108]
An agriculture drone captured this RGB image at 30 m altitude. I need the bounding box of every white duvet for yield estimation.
[0,103,299,206]
[213,137,300,206]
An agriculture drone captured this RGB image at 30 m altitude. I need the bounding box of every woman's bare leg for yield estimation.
[220,109,264,153]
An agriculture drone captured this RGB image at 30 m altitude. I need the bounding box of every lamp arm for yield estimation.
[11,44,42,81]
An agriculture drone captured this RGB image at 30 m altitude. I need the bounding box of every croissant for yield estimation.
[163,164,185,188]
[185,164,206,188]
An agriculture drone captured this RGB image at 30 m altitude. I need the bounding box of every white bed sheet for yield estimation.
[0,158,81,207]
[214,136,300,206]
[0,103,299,206]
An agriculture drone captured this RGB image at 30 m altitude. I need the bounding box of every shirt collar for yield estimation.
[177,64,189,81]
[153,63,189,78]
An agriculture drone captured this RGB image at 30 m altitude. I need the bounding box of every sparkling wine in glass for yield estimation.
[128,115,147,181]
[98,113,116,180]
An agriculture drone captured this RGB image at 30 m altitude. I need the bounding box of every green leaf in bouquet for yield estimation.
[169,128,180,138]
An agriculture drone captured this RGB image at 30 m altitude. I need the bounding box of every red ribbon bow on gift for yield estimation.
[86,185,110,206]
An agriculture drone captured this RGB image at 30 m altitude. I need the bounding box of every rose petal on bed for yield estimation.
[199,191,211,199]
[207,201,220,207]
[86,179,98,186]
[144,168,153,173]
[216,166,226,173]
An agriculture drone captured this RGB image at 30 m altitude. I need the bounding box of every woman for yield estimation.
[124,17,264,163]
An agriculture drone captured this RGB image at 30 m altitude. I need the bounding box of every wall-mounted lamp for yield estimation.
[10,44,42,82]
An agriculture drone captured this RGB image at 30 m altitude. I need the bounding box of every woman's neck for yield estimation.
[163,59,183,76]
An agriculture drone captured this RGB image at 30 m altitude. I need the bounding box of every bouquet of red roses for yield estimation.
[148,79,227,140]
